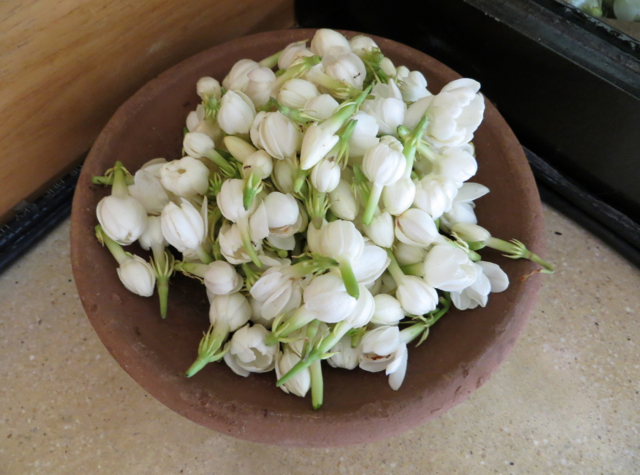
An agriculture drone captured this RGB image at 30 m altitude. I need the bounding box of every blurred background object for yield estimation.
[0,0,294,223]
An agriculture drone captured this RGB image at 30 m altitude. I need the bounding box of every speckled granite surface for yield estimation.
[1,205,638,474]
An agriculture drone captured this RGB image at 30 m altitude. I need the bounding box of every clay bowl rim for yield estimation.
[70,28,545,448]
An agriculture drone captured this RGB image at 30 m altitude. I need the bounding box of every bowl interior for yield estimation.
[70,29,544,447]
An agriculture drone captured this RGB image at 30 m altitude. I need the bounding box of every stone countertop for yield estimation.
[1,205,638,474]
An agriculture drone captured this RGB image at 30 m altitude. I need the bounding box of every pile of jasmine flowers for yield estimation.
[93,29,552,409]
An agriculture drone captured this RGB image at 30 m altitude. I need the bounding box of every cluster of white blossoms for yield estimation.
[93,29,552,409]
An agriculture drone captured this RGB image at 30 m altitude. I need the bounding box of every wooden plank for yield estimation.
[0,0,295,220]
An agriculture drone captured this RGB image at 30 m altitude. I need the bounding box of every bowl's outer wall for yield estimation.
[70,29,544,447]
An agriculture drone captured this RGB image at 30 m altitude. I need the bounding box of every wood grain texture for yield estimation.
[0,0,294,219]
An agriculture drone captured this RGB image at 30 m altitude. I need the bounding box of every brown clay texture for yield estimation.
[70,29,545,447]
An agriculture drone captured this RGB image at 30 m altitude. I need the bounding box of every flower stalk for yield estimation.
[185,324,230,377]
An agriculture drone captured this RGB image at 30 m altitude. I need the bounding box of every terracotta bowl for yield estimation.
[70,29,544,447]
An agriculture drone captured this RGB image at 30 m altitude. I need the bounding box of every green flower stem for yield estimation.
[339,260,360,299]
[278,104,315,125]
[194,244,213,265]
[256,97,279,113]
[349,327,365,348]
[428,294,452,326]
[400,113,430,180]
[293,169,310,193]
[399,322,428,345]
[243,171,263,210]
[151,246,172,319]
[238,217,262,268]
[265,308,315,345]
[270,55,322,93]
[441,236,481,262]
[302,319,322,358]
[304,188,328,227]
[157,276,169,319]
[485,237,554,273]
[92,175,134,186]
[322,85,371,134]
[352,165,371,204]
[205,149,236,177]
[385,250,406,285]
[417,141,438,161]
[288,255,339,278]
[111,161,129,199]
[175,261,208,278]
[276,320,351,388]
[360,49,389,86]
[310,359,324,410]
[362,183,383,226]
[241,264,261,290]
[259,50,282,69]
[331,119,358,168]
[310,70,362,100]
[95,225,128,264]
[400,262,424,277]
[185,323,230,377]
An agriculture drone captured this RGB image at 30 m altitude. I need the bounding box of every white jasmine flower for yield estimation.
[276,348,311,397]
[222,59,260,92]
[196,77,222,100]
[97,194,148,246]
[394,242,427,266]
[251,112,301,160]
[395,275,439,315]
[323,52,367,90]
[217,90,256,135]
[127,168,170,216]
[347,111,380,157]
[310,28,351,57]
[160,198,207,254]
[397,70,430,103]
[359,326,408,390]
[349,35,378,57]
[363,210,394,248]
[245,67,276,108]
[279,41,315,70]
[304,94,339,120]
[329,180,359,221]
[422,244,477,292]
[310,158,341,193]
[395,208,443,248]
[371,294,404,326]
[117,254,156,297]
[160,156,209,199]
[203,261,243,295]
[382,177,416,216]
[303,273,357,323]
[278,79,320,109]
[327,334,362,370]
[361,81,406,136]
[425,78,485,148]
[413,175,458,220]
[223,324,277,376]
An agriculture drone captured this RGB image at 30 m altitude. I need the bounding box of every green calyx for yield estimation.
[270,55,322,93]
[361,48,389,87]
[304,187,329,227]
[185,324,230,378]
[95,225,128,264]
[241,264,262,291]
[151,249,175,319]
[486,237,554,274]
[243,171,263,210]
[276,320,351,388]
